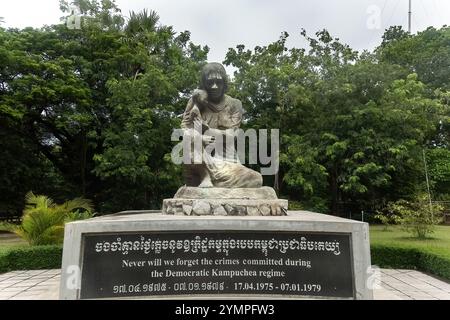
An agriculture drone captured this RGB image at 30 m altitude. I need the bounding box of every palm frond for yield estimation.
[66,210,95,222]
[24,191,54,214]
[60,197,93,212]
[125,9,160,35]
[158,25,175,37]
[37,225,66,245]
[13,191,94,246]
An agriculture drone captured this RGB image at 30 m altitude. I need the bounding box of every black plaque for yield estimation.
[80,231,354,299]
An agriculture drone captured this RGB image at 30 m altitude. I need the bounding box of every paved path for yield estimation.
[373,269,450,300]
[0,269,60,300]
[0,268,449,300]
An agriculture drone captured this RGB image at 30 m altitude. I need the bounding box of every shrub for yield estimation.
[0,245,62,273]
[374,210,401,231]
[371,244,450,280]
[2,191,94,246]
[383,196,443,238]
[288,200,303,210]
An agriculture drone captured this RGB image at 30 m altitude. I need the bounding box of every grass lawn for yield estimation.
[370,225,450,259]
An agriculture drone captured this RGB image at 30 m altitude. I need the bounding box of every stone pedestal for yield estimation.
[162,186,288,216]
[60,211,373,300]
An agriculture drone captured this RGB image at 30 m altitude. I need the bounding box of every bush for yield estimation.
[288,200,303,210]
[0,245,62,273]
[380,196,444,238]
[3,191,94,246]
[374,211,401,231]
[371,244,450,280]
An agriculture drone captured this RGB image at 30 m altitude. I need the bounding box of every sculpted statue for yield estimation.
[181,63,263,188]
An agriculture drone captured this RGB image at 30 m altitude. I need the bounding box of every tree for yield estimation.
[380,25,410,47]
[378,26,450,90]
[225,30,446,215]
[426,147,450,199]
[0,26,93,214]
[0,2,208,215]
[91,9,208,212]
[59,0,125,30]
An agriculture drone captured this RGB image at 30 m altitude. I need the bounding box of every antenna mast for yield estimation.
[408,0,412,33]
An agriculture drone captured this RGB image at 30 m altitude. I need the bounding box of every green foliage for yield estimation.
[426,147,450,198]
[288,200,303,210]
[374,211,401,231]
[379,26,450,90]
[385,196,444,239]
[2,192,93,245]
[1,2,450,218]
[0,2,208,215]
[225,29,447,214]
[371,245,450,281]
[59,0,125,30]
[370,224,450,280]
[89,8,207,211]
[0,245,62,273]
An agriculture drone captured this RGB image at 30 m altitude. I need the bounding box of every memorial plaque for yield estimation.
[80,231,354,299]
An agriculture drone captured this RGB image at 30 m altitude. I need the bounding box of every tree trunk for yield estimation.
[80,132,87,196]
[330,167,339,215]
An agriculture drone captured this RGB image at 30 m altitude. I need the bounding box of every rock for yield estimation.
[165,205,174,215]
[162,195,288,216]
[213,205,227,216]
[223,204,236,215]
[235,206,247,216]
[223,204,247,216]
[182,205,193,215]
[247,207,260,216]
[270,204,280,216]
[259,205,271,216]
[192,201,211,215]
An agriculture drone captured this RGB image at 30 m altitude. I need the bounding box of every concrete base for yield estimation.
[162,186,288,216]
[162,199,288,216]
[60,211,372,300]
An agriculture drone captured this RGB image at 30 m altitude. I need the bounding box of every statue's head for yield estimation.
[200,62,228,102]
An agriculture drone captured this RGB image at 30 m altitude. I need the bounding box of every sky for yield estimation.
[1,0,449,67]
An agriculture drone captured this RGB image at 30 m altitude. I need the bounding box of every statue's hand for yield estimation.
[202,135,215,146]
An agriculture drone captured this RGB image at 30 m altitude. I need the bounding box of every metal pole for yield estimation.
[422,149,433,219]
[408,0,412,33]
